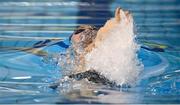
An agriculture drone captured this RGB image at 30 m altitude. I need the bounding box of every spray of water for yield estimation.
[57,9,143,87]
[85,12,143,86]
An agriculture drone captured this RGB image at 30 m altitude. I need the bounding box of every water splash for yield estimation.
[57,46,84,75]
[85,15,143,86]
[56,10,143,87]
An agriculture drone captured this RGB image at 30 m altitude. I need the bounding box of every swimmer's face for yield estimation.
[71,29,85,43]
[70,25,98,49]
[71,34,80,43]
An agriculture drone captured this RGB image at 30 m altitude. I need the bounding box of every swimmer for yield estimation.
[69,7,133,86]
[50,7,135,89]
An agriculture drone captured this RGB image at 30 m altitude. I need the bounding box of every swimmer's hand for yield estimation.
[93,7,133,47]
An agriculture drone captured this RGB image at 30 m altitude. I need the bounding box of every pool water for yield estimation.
[0,0,179,104]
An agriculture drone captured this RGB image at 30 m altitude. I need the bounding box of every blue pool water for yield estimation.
[0,0,179,104]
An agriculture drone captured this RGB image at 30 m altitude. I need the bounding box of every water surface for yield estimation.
[0,0,179,104]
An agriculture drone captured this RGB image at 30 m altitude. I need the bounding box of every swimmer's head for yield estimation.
[70,25,98,49]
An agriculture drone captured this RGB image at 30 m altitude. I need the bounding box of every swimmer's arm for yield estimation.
[93,8,129,47]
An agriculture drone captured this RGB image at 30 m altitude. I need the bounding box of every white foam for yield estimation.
[85,17,143,86]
